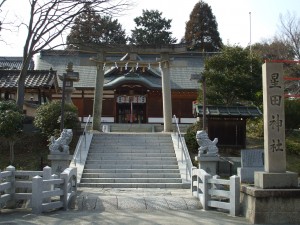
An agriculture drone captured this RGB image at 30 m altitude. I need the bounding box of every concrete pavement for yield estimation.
[0,209,252,225]
[0,188,254,225]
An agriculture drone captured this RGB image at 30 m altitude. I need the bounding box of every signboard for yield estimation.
[117,95,146,103]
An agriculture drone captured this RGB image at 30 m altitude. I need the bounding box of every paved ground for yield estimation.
[0,209,252,225]
[0,188,254,225]
[72,188,201,211]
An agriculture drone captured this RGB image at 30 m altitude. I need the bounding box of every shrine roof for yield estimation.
[0,57,34,70]
[194,105,262,118]
[35,50,206,90]
[0,69,57,89]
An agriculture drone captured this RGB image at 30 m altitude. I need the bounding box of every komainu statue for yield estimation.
[49,129,73,154]
[196,130,218,156]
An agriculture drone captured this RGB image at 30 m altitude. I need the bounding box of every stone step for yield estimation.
[93,133,170,140]
[78,183,190,188]
[85,159,178,165]
[84,164,179,170]
[82,173,181,179]
[92,133,170,138]
[83,169,180,174]
[86,152,175,157]
[86,156,177,161]
[90,143,173,147]
[92,136,172,140]
[80,132,185,189]
[80,178,182,183]
[88,148,174,153]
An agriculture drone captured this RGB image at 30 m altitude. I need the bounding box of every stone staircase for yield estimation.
[79,133,188,188]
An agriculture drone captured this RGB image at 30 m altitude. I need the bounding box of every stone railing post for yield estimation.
[191,167,197,195]
[60,172,68,210]
[5,165,16,209]
[202,173,211,210]
[230,175,240,216]
[43,166,52,203]
[32,175,43,214]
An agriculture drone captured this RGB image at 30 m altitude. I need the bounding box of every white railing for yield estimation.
[0,166,77,214]
[191,167,240,216]
[173,115,193,180]
[0,166,15,209]
[73,115,91,166]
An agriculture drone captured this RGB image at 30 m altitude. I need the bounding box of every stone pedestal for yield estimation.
[241,62,300,224]
[241,185,300,224]
[48,154,73,174]
[254,171,298,189]
[196,155,219,176]
[238,167,264,183]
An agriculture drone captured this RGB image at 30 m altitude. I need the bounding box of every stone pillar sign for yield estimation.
[263,62,286,172]
[254,62,298,188]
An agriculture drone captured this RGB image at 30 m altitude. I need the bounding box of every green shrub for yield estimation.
[286,130,300,155]
[246,117,264,137]
[0,100,24,163]
[34,101,80,138]
[184,122,202,155]
[285,99,300,130]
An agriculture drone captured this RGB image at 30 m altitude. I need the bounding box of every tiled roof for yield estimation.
[195,105,262,118]
[35,50,207,90]
[0,57,34,70]
[104,72,162,89]
[0,70,57,89]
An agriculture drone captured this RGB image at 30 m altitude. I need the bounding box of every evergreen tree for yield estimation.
[0,100,24,164]
[130,9,177,46]
[67,5,127,49]
[203,45,262,106]
[184,0,222,52]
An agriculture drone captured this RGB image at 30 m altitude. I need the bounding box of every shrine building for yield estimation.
[35,47,208,127]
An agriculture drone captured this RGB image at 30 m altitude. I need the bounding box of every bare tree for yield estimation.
[16,0,131,108]
[278,11,300,60]
[0,0,7,33]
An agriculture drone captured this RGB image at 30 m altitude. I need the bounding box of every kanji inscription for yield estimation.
[262,62,286,172]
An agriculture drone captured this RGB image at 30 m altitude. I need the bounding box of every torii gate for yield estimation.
[81,44,186,132]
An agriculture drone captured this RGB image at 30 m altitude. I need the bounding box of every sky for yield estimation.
[0,0,299,56]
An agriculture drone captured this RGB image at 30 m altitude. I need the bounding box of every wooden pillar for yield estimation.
[92,52,105,131]
[160,53,172,132]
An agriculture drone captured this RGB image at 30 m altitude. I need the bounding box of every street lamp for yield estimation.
[190,73,207,131]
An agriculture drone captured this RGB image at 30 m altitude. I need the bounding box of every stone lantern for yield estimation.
[58,62,79,104]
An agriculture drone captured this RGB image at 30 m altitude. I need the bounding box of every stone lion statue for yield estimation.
[196,130,218,156]
[49,129,73,154]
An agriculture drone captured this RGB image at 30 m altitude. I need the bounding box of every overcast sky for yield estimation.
[0,0,299,56]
